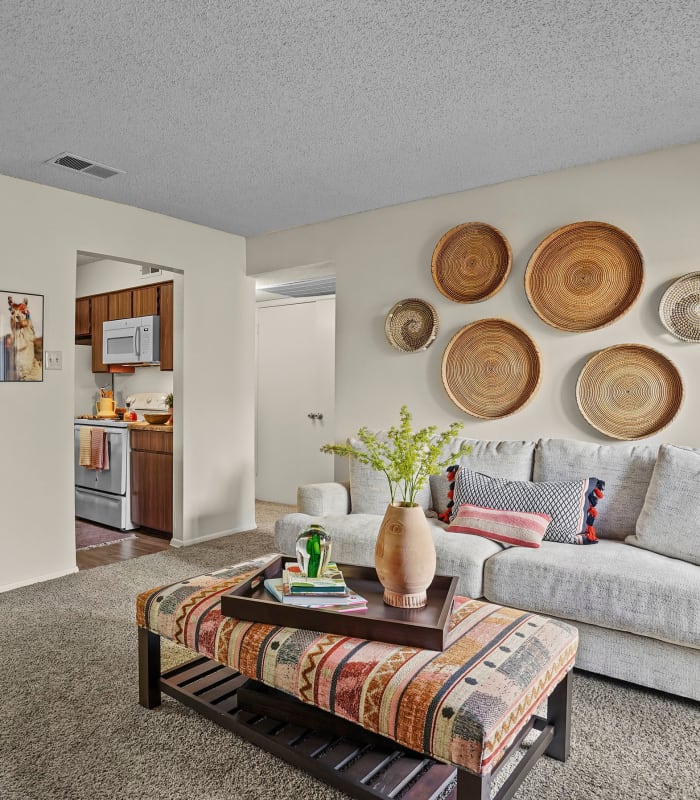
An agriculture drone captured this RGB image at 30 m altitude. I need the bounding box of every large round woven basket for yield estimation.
[441,318,541,418]
[659,272,700,342]
[432,222,512,303]
[525,221,644,331]
[385,298,438,352]
[576,344,683,440]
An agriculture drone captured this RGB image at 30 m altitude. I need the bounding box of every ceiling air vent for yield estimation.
[46,152,124,179]
[264,276,336,298]
[140,266,162,278]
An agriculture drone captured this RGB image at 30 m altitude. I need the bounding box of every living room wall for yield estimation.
[0,174,256,591]
[247,142,700,453]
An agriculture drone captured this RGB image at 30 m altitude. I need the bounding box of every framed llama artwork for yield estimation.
[1,290,44,382]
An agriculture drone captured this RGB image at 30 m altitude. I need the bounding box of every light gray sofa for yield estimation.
[274,437,700,702]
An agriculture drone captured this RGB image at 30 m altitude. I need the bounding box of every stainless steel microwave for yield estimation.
[103,315,160,365]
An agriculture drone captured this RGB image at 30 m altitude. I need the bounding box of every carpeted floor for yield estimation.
[2,501,699,800]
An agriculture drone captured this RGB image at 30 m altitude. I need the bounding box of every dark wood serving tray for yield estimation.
[220,555,458,651]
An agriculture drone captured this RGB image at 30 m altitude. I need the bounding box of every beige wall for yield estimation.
[248,142,700,454]
[0,175,256,591]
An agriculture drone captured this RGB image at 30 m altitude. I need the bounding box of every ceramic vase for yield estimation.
[374,502,436,608]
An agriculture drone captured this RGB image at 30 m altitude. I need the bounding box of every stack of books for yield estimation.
[264,562,367,612]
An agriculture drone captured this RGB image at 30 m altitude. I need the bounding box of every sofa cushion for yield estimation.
[275,512,502,599]
[626,444,700,566]
[348,437,432,515]
[447,503,551,548]
[484,539,700,649]
[451,468,604,545]
[431,438,536,518]
[534,438,656,540]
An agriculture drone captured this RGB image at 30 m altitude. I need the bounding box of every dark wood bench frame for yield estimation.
[139,627,572,800]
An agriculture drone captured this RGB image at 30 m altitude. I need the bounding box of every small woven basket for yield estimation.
[441,318,542,418]
[576,344,683,440]
[525,221,644,331]
[385,298,438,352]
[659,272,700,342]
[432,222,512,303]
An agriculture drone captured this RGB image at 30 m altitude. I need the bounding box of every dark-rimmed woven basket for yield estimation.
[384,298,438,352]
[441,318,542,418]
[659,272,700,342]
[525,221,644,331]
[576,344,683,440]
[432,222,512,303]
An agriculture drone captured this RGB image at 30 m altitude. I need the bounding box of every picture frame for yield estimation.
[1,290,44,382]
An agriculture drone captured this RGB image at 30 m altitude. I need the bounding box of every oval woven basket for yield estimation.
[432,222,512,303]
[385,298,438,352]
[659,272,700,342]
[525,221,644,331]
[576,344,683,440]
[441,318,542,418]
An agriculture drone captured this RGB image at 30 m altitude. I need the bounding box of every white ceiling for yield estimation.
[2,1,699,237]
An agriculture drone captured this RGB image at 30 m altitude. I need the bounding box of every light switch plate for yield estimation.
[45,351,63,370]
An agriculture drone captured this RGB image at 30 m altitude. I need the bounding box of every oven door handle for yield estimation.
[134,327,141,358]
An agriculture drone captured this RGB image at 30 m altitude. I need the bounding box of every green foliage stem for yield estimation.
[321,405,472,506]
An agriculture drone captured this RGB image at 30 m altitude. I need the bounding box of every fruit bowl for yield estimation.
[144,413,170,425]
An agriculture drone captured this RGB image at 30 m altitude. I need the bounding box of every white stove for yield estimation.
[74,392,170,529]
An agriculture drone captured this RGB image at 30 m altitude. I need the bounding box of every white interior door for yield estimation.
[256,298,335,504]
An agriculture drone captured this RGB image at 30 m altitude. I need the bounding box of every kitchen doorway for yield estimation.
[74,254,181,559]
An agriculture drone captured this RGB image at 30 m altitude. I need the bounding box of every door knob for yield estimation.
[307,412,324,420]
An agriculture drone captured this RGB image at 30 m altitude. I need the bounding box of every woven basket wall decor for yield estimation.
[432,222,512,303]
[441,318,542,418]
[385,298,438,352]
[576,344,683,440]
[659,272,700,342]
[525,221,644,331]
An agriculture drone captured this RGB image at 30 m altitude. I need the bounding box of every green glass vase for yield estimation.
[295,524,332,577]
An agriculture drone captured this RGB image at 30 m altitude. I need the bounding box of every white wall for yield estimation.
[74,259,176,414]
[248,142,700,456]
[0,175,256,591]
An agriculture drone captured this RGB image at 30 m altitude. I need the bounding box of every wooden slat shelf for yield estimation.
[159,658,456,800]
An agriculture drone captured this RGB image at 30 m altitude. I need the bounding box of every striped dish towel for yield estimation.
[90,428,110,471]
[79,427,92,466]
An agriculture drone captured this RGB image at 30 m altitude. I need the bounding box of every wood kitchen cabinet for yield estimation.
[132,285,159,317]
[108,289,133,320]
[130,428,172,534]
[91,294,109,373]
[75,296,91,340]
[158,281,174,371]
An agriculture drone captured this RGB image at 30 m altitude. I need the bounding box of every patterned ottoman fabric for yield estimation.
[136,555,577,776]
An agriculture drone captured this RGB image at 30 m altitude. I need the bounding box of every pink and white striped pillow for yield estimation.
[446,503,551,548]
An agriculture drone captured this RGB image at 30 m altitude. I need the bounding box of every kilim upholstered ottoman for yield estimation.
[137,556,578,800]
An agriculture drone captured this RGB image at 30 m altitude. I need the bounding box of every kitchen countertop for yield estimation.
[127,422,173,432]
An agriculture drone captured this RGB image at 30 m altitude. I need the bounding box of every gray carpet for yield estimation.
[2,502,698,800]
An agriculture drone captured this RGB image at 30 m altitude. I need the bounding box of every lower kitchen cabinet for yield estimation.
[130,428,172,534]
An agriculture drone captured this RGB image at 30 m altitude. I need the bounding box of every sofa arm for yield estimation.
[297,482,350,516]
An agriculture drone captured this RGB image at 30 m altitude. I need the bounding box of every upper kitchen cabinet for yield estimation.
[76,280,174,373]
[158,281,174,371]
[75,296,91,340]
[108,289,132,320]
[132,285,158,317]
[91,294,109,373]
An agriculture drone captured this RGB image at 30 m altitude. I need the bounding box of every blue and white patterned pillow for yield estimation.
[451,468,605,544]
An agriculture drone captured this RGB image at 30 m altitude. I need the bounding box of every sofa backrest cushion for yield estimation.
[533,438,657,540]
[627,444,700,566]
[348,436,432,515]
[431,438,536,518]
